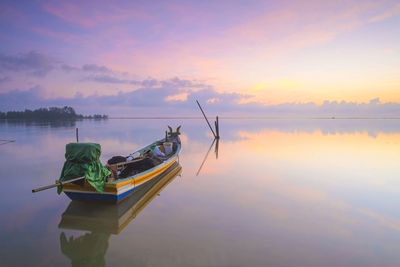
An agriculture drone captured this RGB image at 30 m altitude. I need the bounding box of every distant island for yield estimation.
[0,106,107,121]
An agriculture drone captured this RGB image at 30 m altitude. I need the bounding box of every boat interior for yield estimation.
[106,140,179,180]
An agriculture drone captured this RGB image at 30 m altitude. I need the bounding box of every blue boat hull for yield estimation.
[64,187,137,203]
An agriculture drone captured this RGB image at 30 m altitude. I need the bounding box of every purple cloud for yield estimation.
[0,66,398,117]
[60,64,80,73]
[61,63,113,74]
[82,74,133,84]
[81,64,112,73]
[0,76,11,83]
[0,51,56,77]
[1,80,399,118]
[0,86,45,110]
[80,75,214,92]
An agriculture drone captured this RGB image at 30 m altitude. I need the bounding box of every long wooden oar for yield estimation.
[32,176,85,193]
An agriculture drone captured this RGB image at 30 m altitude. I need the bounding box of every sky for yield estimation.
[0,0,399,116]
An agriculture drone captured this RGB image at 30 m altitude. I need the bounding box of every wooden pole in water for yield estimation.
[32,176,86,193]
[76,128,79,142]
[214,121,217,137]
[196,100,216,139]
[215,116,220,139]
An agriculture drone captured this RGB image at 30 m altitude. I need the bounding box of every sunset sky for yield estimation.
[0,0,399,115]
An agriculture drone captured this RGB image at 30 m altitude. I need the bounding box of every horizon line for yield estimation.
[108,116,400,120]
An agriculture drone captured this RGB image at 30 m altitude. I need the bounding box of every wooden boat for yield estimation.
[59,162,182,234]
[61,134,181,203]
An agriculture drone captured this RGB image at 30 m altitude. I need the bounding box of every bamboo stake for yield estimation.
[32,176,85,193]
[214,121,218,138]
[216,116,220,139]
[196,100,217,139]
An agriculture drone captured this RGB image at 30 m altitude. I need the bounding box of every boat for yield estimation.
[59,162,182,234]
[60,128,181,203]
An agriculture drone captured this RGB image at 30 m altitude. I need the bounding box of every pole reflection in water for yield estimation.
[196,138,219,176]
[58,162,182,266]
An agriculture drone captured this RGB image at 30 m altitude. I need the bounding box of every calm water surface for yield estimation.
[0,119,400,266]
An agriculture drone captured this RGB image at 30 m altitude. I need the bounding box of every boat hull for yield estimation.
[62,137,180,203]
[63,159,178,203]
[64,187,136,202]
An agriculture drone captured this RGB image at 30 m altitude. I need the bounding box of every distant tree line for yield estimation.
[0,106,108,121]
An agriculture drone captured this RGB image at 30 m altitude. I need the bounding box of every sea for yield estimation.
[0,118,400,266]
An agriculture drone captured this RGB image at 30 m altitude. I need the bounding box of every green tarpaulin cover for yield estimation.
[58,143,111,194]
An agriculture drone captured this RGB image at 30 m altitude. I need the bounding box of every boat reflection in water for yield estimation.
[58,162,182,266]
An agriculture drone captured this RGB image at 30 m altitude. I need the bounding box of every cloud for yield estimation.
[141,78,158,87]
[82,74,137,84]
[1,79,399,118]
[0,76,11,83]
[0,2,27,26]
[259,98,400,117]
[61,63,113,73]
[0,79,249,115]
[60,64,79,73]
[369,3,400,23]
[359,208,400,232]
[30,26,84,45]
[81,64,112,73]
[0,51,114,79]
[41,0,149,28]
[81,74,154,86]
[80,75,214,93]
[0,51,56,76]
[0,86,45,110]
